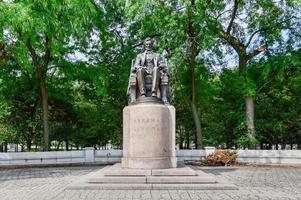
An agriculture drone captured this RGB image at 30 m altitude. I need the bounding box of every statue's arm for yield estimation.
[158,54,168,74]
[134,54,142,71]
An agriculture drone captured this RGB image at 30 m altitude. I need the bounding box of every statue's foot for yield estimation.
[163,99,169,105]
[151,92,157,97]
[141,93,146,97]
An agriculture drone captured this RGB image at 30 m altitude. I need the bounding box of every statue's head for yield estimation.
[144,37,154,51]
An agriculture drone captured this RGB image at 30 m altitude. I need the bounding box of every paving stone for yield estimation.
[0,165,301,199]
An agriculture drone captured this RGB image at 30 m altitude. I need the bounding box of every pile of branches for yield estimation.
[202,150,238,166]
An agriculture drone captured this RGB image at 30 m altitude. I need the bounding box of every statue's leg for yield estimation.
[137,68,146,96]
[129,74,137,104]
[161,74,169,104]
[151,67,160,97]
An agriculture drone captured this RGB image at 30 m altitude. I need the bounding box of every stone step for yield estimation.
[152,183,238,190]
[104,169,151,176]
[147,176,217,184]
[67,183,238,190]
[103,163,199,177]
[103,167,198,177]
[88,176,146,183]
[66,163,238,190]
[88,175,217,184]
[151,167,198,176]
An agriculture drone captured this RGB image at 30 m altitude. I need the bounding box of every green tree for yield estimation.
[200,0,296,139]
[252,50,301,149]
[1,0,98,150]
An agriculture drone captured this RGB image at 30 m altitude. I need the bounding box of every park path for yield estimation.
[0,165,301,200]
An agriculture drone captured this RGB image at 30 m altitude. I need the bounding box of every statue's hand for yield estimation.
[159,63,166,71]
[159,60,167,67]
[139,66,147,71]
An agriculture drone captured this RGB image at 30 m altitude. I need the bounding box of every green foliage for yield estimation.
[0,0,300,151]
[237,134,259,147]
[0,101,16,144]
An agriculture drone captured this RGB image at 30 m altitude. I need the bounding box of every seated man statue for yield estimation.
[127,37,169,104]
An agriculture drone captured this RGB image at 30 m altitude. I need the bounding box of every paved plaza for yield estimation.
[0,165,301,200]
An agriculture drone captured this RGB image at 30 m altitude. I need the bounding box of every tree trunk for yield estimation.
[38,71,50,151]
[65,140,69,151]
[26,40,51,151]
[281,142,286,150]
[26,140,32,152]
[226,142,229,149]
[179,139,184,149]
[187,0,203,149]
[179,135,184,149]
[245,96,255,136]
[4,143,7,152]
[191,102,202,149]
[179,128,184,149]
[239,56,256,139]
[56,141,61,151]
[186,138,190,149]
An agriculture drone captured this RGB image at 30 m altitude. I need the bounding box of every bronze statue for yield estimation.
[127,38,170,105]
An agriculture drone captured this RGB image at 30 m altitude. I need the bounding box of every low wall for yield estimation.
[0,150,85,165]
[237,150,301,164]
[0,149,301,166]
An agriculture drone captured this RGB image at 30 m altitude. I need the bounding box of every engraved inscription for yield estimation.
[131,117,169,136]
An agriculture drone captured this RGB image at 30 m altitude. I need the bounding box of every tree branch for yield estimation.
[50,66,57,80]
[226,0,239,33]
[247,45,266,59]
[257,73,275,93]
[215,9,232,20]
[246,16,297,48]
[0,42,14,65]
[218,29,245,53]
[114,29,124,49]
[43,36,51,67]
[246,29,263,47]
[0,43,3,56]
[26,39,40,69]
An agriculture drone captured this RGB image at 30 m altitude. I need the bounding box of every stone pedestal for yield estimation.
[121,104,177,169]
[66,163,238,190]
[66,104,238,191]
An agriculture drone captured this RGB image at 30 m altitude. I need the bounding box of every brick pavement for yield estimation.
[0,165,301,200]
